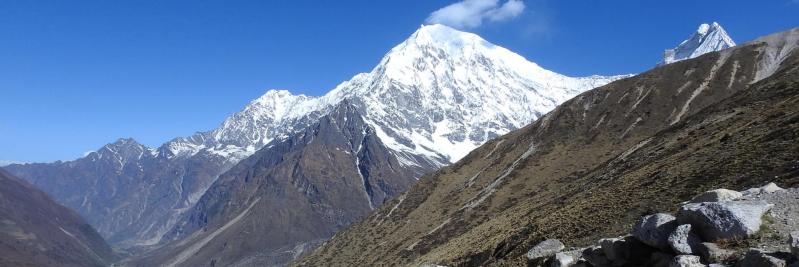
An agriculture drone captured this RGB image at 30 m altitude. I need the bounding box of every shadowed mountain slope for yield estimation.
[0,168,116,267]
[128,102,422,266]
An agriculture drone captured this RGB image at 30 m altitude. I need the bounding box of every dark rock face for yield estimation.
[0,168,116,267]
[297,28,799,266]
[633,213,679,250]
[130,102,427,266]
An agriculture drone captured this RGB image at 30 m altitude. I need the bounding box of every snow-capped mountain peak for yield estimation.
[325,24,630,165]
[166,24,629,168]
[661,22,736,65]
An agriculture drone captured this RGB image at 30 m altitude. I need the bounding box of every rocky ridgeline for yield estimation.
[525,183,799,267]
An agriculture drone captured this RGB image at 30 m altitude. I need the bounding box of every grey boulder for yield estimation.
[668,224,702,255]
[670,255,706,267]
[677,200,773,241]
[736,249,787,267]
[633,213,679,249]
[696,242,735,264]
[690,189,743,203]
[526,239,565,261]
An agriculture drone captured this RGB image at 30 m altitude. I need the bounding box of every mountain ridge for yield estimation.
[6,23,626,249]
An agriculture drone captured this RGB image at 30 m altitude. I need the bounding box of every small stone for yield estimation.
[789,231,799,258]
[696,242,735,263]
[708,264,730,267]
[741,183,785,196]
[670,255,706,267]
[760,182,785,194]
[633,213,679,249]
[551,249,582,267]
[526,239,565,261]
[668,224,702,255]
[677,200,773,241]
[736,249,787,267]
[690,189,743,203]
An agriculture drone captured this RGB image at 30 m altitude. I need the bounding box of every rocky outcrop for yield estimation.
[521,184,799,267]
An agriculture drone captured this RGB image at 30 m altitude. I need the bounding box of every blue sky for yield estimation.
[1,0,797,163]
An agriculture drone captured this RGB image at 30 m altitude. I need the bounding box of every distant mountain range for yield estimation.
[4,22,747,267]
[297,26,799,266]
[7,24,626,252]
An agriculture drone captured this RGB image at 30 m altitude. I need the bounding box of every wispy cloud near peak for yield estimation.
[425,0,526,29]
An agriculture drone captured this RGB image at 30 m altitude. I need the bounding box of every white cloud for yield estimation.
[426,0,526,29]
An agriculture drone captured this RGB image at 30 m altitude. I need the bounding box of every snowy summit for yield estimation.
[194,24,629,168]
[660,22,736,65]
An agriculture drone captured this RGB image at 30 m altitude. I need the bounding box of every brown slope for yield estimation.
[0,168,116,267]
[129,101,428,266]
[296,28,799,266]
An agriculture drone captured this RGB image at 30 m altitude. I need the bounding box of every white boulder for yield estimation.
[551,249,582,267]
[526,239,565,261]
[690,189,743,203]
[677,200,773,241]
